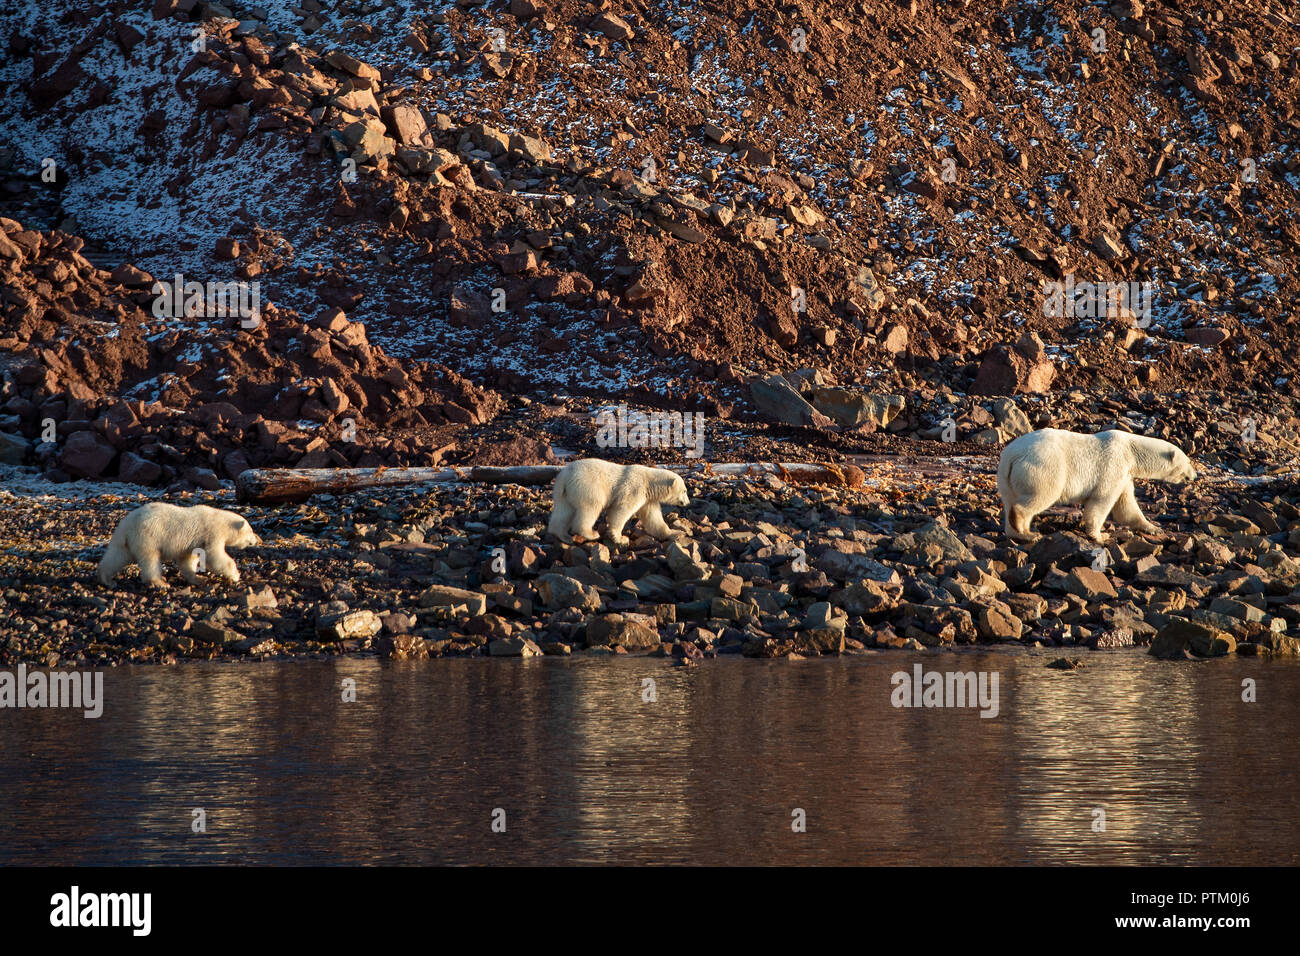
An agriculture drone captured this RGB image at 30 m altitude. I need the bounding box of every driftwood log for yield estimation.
[235,461,866,505]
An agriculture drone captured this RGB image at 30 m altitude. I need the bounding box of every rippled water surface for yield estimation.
[2,649,1297,865]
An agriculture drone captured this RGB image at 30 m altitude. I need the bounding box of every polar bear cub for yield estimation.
[98,502,262,588]
[547,458,690,547]
[998,428,1196,544]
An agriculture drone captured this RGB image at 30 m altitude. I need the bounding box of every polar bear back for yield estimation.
[120,502,247,560]
[554,458,680,505]
[1001,429,1135,504]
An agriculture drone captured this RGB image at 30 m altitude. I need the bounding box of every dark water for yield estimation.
[2,649,1297,865]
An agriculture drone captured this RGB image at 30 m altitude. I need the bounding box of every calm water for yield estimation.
[2,648,1297,865]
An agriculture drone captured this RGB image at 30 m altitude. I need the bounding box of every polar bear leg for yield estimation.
[636,502,674,540]
[1081,488,1124,542]
[209,545,240,583]
[1005,504,1039,543]
[547,495,576,540]
[1002,456,1057,543]
[178,550,202,585]
[97,539,133,586]
[1111,480,1157,533]
[568,498,603,542]
[137,549,169,588]
[603,503,638,547]
[602,488,645,548]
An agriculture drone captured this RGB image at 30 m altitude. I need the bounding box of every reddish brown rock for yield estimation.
[110,263,153,286]
[381,104,430,147]
[971,346,1056,396]
[592,13,634,41]
[60,430,116,477]
[1186,327,1230,348]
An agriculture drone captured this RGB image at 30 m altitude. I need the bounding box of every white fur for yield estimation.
[997,428,1196,543]
[547,458,690,547]
[98,503,262,588]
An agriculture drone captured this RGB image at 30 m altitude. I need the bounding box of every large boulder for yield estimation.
[749,374,832,428]
[910,521,974,563]
[381,103,430,146]
[536,573,602,612]
[1150,619,1234,659]
[971,345,1056,396]
[809,388,905,429]
[488,635,544,657]
[0,431,30,465]
[117,451,162,485]
[586,614,660,649]
[60,430,116,477]
[417,585,488,616]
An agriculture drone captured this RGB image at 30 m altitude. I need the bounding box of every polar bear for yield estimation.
[998,428,1196,544]
[547,458,690,547]
[98,502,262,588]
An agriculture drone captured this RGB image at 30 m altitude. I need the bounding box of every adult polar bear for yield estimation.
[548,458,690,547]
[98,502,262,587]
[998,428,1196,543]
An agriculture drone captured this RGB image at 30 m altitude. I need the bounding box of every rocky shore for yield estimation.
[2,446,1297,667]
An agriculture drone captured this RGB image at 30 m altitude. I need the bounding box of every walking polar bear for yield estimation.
[547,458,690,547]
[998,428,1196,544]
[98,502,262,588]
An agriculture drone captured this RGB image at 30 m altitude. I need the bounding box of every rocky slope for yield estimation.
[2,0,1299,486]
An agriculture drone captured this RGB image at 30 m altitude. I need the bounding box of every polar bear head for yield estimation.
[652,470,691,507]
[1130,436,1196,484]
[225,514,263,548]
[1156,445,1197,483]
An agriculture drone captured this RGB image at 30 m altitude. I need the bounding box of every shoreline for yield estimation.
[2,455,1297,667]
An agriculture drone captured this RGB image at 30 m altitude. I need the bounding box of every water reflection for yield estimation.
[1,650,1296,865]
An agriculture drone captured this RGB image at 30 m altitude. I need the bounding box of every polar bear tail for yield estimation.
[996,450,1015,505]
[997,448,1028,532]
[547,472,575,540]
[97,523,133,586]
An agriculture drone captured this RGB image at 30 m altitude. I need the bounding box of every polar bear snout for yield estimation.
[669,480,691,508]
[1166,452,1197,484]
[652,472,690,508]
